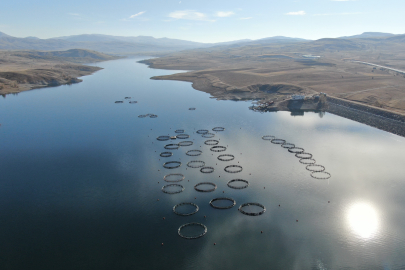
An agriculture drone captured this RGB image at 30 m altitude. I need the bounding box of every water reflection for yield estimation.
[347,202,379,239]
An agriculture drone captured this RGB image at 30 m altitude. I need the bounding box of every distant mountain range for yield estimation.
[0,31,403,55]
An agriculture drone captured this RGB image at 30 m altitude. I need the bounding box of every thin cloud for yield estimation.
[169,10,214,21]
[130,11,146,18]
[216,11,234,17]
[313,12,362,16]
[286,11,306,15]
[239,17,252,20]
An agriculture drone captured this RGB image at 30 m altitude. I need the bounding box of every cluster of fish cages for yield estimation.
[151,126,267,240]
[262,135,331,179]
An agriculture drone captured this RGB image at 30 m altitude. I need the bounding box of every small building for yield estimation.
[291,95,305,100]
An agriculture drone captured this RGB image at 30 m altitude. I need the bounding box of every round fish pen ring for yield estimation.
[176,134,190,139]
[217,154,235,161]
[288,147,305,154]
[209,198,236,209]
[187,160,205,168]
[189,108,196,110]
[281,142,295,149]
[178,141,193,147]
[164,144,180,150]
[202,133,215,138]
[196,129,209,134]
[173,203,199,216]
[162,184,184,194]
[296,152,312,159]
[160,152,173,157]
[227,179,249,189]
[262,135,275,141]
[149,114,158,118]
[175,129,185,133]
[200,166,214,173]
[163,161,182,169]
[178,223,207,239]
[299,158,316,165]
[164,173,185,182]
[194,182,217,192]
[311,171,331,179]
[210,146,227,152]
[224,165,243,173]
[157,135,170,141]
[204,140,219,145]
[238,203,266,216]
[186,150,202,156]
[212,127,225,132]
[271,138,286,144]
[306,164,325,172]
[138,115,147,118]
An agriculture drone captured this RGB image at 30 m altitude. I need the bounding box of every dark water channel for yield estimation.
[1,58,405,270]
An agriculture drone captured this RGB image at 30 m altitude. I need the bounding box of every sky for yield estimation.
[1,0,404,43]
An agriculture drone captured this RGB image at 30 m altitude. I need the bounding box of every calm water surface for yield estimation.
[1,58,405,270]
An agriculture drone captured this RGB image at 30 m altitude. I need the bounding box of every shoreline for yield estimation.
[140,60,405,137]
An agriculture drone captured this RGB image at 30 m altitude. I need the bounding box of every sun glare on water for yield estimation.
[347,202,379,239]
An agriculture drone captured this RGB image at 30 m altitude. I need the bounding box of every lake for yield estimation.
[1,58,405,270]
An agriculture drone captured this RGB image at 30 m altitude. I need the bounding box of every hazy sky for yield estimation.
[1,0,404,42]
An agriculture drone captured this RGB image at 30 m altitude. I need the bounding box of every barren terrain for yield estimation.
[0,49,118,95]
[140,36,405,115]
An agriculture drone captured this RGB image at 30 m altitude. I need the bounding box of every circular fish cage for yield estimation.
[189,108,196,110]
[194,182,217,192]
[262,135,275,141]
[281,142,295,149]
[164,173,185,182]
[299,158,316,165]
[196,129,209,134]
[295,152,313,159]
[164,144,180,150]
[160,152,173,157]
[209,198,236,209]
[186,150,202,156]
[288,147,305,154]
[163,161,182,169]
[217,154,235,161]
[238,203,266,216]
[178,222,207,239]
[162,184,184,194]
[129,101,138,104]
[176,134,190,139]
[204,140,219,146]
[210,146,227,152]
[157,136,170,141]
[149,114,158,118]
[212,127,225,132]
[178,141,193,147]
[175,129,185,133]
[306,164,325,172]
[202,133,215,138]
[271,138,286,144]
[224,165,243,173]
[227,179,249,189]
[173,202,199,216]
[310,171,331,179]
[187,160,205,168]
[138,115,147,118]
[200,166,214,173]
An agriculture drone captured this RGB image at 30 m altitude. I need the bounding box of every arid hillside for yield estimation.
[141,35,405,114]
[0,49,119,95]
